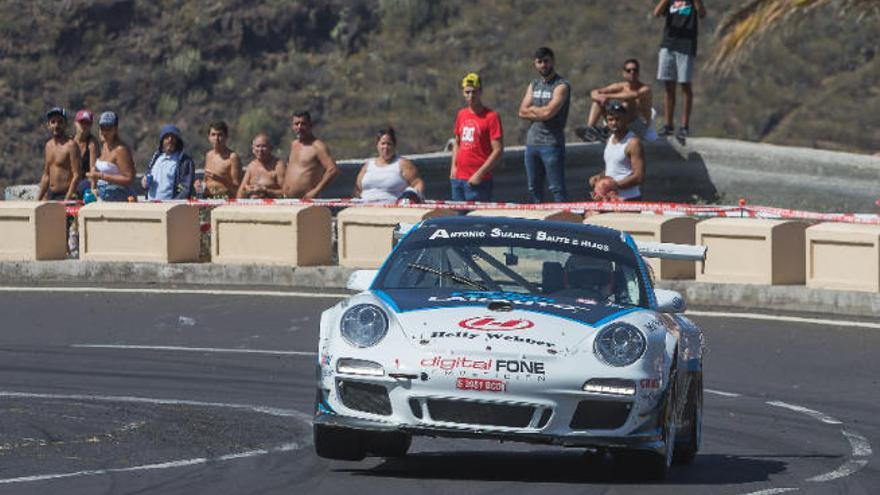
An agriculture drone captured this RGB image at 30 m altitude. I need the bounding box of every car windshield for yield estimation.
[376,224,648,308]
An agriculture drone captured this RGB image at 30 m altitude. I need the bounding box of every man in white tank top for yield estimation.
[588,101,646,201]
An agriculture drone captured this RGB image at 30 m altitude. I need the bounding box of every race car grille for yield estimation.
[569,400,632,430]
[336,380,392,416]
[426,399,535,428]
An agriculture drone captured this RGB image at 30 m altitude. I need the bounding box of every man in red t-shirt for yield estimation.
[450,72,503,201]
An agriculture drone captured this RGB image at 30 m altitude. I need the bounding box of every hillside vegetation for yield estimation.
[1,0,877,189]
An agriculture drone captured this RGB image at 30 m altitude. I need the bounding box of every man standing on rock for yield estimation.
[518,46,571,203]
[38,107,82,201]
[283,111,339,199]
[654,0,706,144]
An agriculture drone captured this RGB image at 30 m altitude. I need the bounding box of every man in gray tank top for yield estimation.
[518,46,571,203]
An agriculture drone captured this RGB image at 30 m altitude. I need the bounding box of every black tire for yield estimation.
[313,424,366,461]
[615,377,676,481]
[365,431,412,458]
[674,376,702,465]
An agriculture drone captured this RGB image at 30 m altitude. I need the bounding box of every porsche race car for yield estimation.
[314,216,705,479]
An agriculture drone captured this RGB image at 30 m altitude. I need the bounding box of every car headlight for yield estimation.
[593,323,646,367]
[340,304,389,348]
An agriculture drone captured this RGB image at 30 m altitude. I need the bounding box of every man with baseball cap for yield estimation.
[450,72,503,202]
[38,106,82,201]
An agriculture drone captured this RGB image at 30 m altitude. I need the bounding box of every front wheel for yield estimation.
[674,376,703,464]
[314,424,366,461]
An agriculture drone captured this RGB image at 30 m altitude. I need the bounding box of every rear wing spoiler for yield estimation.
[635,241,706,261]
[393,223,706,261]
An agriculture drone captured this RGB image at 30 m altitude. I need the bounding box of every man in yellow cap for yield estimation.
[449,72,503,201]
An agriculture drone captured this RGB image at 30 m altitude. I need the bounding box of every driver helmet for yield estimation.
[564,255,614,297]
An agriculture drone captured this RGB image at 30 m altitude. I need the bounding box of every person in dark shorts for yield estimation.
[518,46,571,203]
[654,0,706,144]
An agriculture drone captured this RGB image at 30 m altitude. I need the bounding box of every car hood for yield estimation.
[373,289,643,355]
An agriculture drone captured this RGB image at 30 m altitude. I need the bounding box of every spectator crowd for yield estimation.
[38,0,706,206]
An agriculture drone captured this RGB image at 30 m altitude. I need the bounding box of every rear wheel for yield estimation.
[313,424,366,461]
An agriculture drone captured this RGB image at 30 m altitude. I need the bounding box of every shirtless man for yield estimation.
[282,111,339,199]
[199,121,242,199]
[237,133,286,199]
[578,59,653,142]
[38,107,82,200]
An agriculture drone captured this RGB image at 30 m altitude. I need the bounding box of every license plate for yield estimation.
[456,377,506,392]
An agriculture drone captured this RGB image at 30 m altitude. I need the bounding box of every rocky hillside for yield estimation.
[1,0,877,188]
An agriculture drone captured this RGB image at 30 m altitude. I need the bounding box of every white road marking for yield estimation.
[0,391,313,421]
[0,391,313,485]
[0,442,301,485]
[739,489,799,495]
[765,401,842,425]
[806,429,874,483]
[806,459,870,483]
[706,388,741,398]
[686,310,880,330]
[0,286,350,299]
[72,344,317,357]
[843,429,873,457]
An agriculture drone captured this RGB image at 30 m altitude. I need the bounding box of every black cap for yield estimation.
[46,106,67,121]
[604,100,626,114]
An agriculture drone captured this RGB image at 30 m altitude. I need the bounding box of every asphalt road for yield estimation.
[0,287,876,494]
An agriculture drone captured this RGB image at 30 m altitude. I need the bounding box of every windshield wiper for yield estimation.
[407,263,489,291]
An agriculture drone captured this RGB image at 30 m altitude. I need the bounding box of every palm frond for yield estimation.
[707,0,880,75]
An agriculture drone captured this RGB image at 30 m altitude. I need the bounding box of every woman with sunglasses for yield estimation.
[353,127,424,203]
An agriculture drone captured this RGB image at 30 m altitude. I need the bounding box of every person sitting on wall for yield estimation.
[38,107,82,201]
[353,127,424,203]
[237,133,286,199]
[85,111,135,201]
[577,58,656,143]
[143,124,195,200]
[588,101,646,201]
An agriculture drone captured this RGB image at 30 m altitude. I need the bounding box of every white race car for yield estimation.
[314,216,705,479]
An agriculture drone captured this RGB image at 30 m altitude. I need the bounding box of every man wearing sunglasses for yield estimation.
[578,59,653,143]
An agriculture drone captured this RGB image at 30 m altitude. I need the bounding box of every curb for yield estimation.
[1,261,877,318]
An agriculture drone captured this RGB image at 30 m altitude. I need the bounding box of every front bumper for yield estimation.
[315,369,669,453]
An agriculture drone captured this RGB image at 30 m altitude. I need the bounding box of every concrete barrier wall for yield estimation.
[337,207,457,268]
[806,223,880,292]
[0,201,66,261]
[324,138,880,213]
[79,203,199,263]
[697,218,807,285]
[584,213,698,280]
[211,205,332,266]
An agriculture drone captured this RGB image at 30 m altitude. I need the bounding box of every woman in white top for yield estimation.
[353,127,425,203]
[588,102,645,201]
[86,111,136,201]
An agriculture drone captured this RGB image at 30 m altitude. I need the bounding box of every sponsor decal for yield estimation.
[421,355,547,382]
[430,330,557,349]
[456,377,506,393]
[645,319,663,333]
[426,228,610,252]
[497,359,545,375]
[429,294,584,313]
[459,316,534,331]
[319,354,332,366]
[420,355,493,371]
[640,378,661,389]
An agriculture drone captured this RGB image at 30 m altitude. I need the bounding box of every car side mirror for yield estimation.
[654,288,686,313]
[346,270,378,292]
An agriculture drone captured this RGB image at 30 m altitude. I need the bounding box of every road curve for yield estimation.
[0,287,876,495]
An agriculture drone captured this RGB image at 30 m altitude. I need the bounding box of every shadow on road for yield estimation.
[339,450,787,485]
